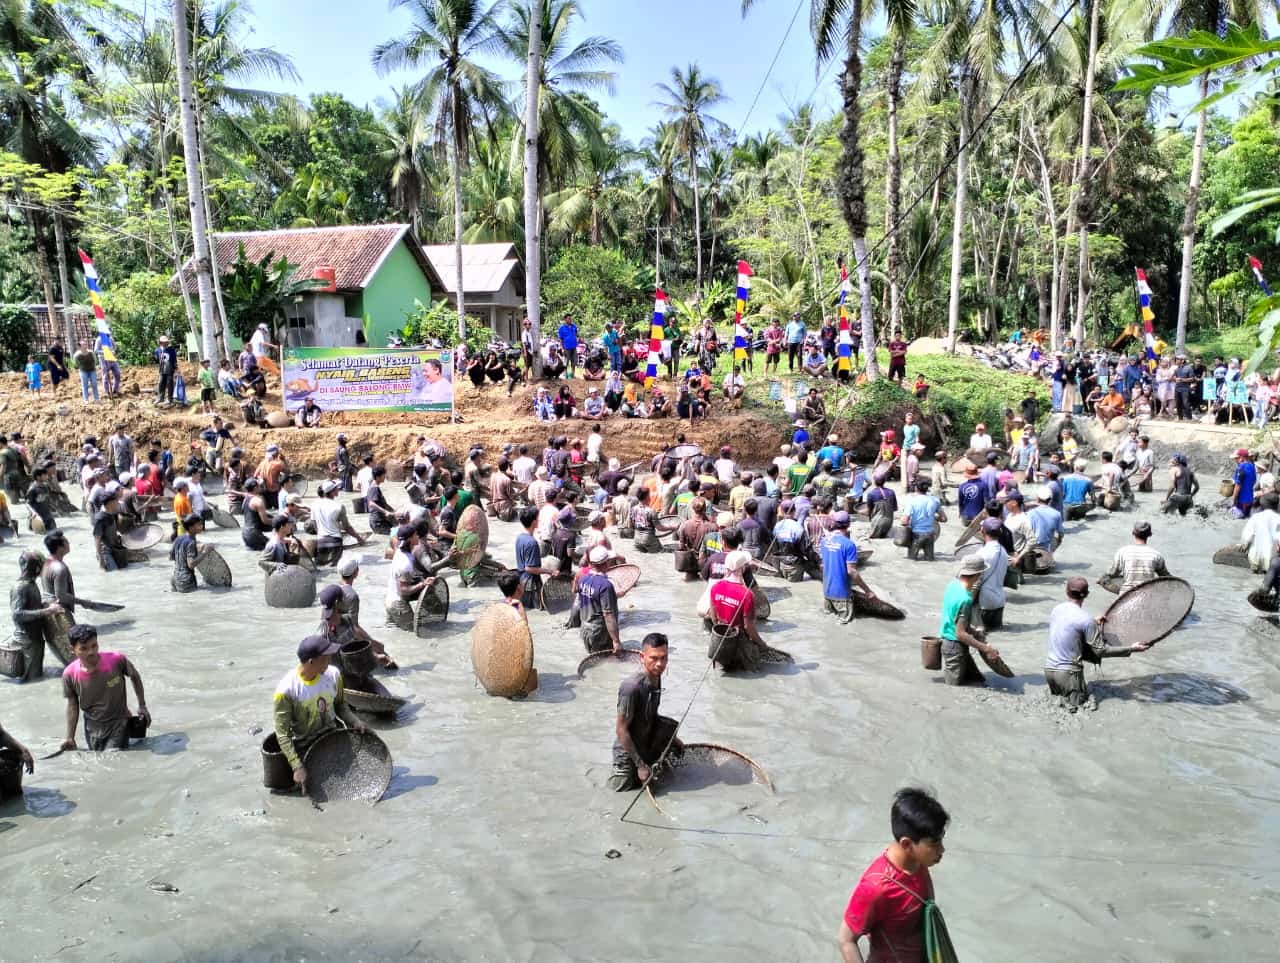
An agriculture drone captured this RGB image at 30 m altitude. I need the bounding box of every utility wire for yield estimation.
[735,0,807,136]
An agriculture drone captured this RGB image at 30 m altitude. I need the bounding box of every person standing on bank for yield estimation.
[1045,578,1152,710]
[838,788,951,963]
[155,334,178,406]
[60,624,149,751]
[609,633,682,791]
[273,634,367,790]
[11,551,62,683]
[72,339,99,403]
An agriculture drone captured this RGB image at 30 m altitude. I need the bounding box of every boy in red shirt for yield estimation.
[838,787,950,963]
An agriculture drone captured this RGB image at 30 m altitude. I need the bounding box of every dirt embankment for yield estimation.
[0,364,799,472]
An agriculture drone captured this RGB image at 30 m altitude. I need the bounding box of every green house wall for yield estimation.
[360,239,436,346]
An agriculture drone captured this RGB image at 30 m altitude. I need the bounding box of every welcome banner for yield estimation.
[281,347,454,413]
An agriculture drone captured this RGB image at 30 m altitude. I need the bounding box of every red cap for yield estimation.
[1235,448,1249,458]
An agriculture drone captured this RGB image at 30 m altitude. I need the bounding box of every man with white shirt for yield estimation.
[586,425,605,464]
[354,455,375,493]
[1131,435,1155,491]
[722,365,745,408]
[1241,493,1280,573]
[714,446,738,487]
[526,466,554,508]
[512,445,538,484]
[772,444,794,475]
[968,423,994,452]
[250,323,276,370]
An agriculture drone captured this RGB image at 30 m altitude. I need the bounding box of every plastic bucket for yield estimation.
[352,496,368,515]
[261,733,294,790]
[921,637,943,670]
[0,746,24,800]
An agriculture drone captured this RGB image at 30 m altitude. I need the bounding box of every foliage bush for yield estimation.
[0,304,35,371]
[99,272,188,365]
[910,354,1051,446]
[542,244,653,336]
[401,298,491,354]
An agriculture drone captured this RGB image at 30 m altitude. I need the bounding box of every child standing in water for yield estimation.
[838,788,952,963]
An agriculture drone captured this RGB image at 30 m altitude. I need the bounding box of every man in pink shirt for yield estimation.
[838,788,950,962]
[60,624,149,752]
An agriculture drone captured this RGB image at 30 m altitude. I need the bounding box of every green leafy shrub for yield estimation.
[0,304,34,371]
[910,354,1050,445]
[401,298,490,354]
[99,272,188,365]
[542,245,653,336]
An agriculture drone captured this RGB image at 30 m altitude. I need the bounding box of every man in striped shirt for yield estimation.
[1103,521,1170,594]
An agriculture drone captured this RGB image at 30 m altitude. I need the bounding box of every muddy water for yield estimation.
[1,485,1278,962]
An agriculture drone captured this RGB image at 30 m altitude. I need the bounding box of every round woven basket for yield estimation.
[1248,588,1279,613]
[457,504,489,550]
[1101,576,1195,648]
[47,611,75,666]
[263,565,317,608]
[576,647,642,678]
[122,523,164,551]
[470,602,535,697]
[414,578,450,635]
[345,679,408,717]
[210,507,238,529]
[195,547,233,587]
[1212,544,1248,568]
[303,729,393,803]
[605,564,641,598]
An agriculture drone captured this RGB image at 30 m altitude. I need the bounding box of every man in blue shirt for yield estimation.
[1027,487,1065,552]
[792,420,810,449]
[577,546,622,653]
[1061,460,1095,508]
[1233,447,1257,517]
[816,434,845,471]
[784,314,806,372]
[899,479,946,561]
[957,466,986,522]
[1043,463,1065,514]
[557,314,579,379]
[514,506,556,607]
[978,452,1001,501]
[602,322,622,372]
[819,512,877,622]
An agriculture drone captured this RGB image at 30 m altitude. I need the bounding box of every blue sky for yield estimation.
[245,0,841,142]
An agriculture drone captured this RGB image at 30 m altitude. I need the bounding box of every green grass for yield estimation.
[1184,326,1257,362]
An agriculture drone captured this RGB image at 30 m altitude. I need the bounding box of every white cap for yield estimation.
[535,466,548,478]
[172,478,188,489]
[1038,485,1053,501]
[118,472,134,484]
[588,545,610,564]
[716,511,734,527]
[608,457,620,470]
[724,550,751,574]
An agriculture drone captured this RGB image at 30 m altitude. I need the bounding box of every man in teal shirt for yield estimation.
[938,556,1001,686]
[603,322,622,372]
[784,314,806,371]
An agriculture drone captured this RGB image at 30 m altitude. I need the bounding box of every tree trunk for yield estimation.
[523,0,543,376]
[885,30,906,336]
[173,0,219,362]
[1175,72,1211,355]
[162,186,201,346]
[28,208,60,344]
[946,77,971,353]
[194,112,236,360]
[690,143,703,295]
[1072,0,1102,345]
[449,104,468,344]
[835,1,878,378]
[52,213,75,348]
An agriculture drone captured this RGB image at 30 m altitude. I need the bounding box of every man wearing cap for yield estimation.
[968,423,993,453]
[93,488,129,570]
[819,512,877,622]
[899,479,946,561]
[578,546,623,654]
[956,464,985,523]
[250,322,277,373]
[706,550,770,670]
[582,387,605,420]
[938,556,1002,686]
[1232,448,1257,518]
[318,581,396,670]
[814,434,845,473]
[154,334,178,405]
[1102,521,1170,594]
[1046,578,1152,710]
[975,518,1010,630]
[384,524,440,629]
[273,633,366,789]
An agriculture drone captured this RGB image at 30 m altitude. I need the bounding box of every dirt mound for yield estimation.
[0,364,793,473]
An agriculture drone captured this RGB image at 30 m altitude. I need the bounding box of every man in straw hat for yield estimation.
[273,634,367,791]
[608,632,682,791]
[1046,578,1153,711]
[938,555,1002,686]
[819,512,879,623]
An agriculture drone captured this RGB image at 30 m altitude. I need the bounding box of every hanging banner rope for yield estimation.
[645,290,668,388]
[733,260,752,364]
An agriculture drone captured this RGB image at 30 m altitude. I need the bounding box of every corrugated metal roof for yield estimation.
[422,242,522,295]
[174,224,442,292]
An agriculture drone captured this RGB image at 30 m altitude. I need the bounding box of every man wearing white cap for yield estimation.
[577,546,622,654]
[705,550,771,671]
[582,510,621,562]
[154,334,178,405]
[582,387,605,421]
[250,322,276,371]
[1027,486,1065,557]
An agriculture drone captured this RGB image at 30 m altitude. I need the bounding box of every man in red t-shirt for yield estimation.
[887,330,909,384]
[839,788,950,963]
[707,551,769,672]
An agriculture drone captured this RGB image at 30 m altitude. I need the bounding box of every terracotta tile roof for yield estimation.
[174,224,442,292]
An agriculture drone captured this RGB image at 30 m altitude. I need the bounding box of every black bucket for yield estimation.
[352,496,368,515]
[261,733,294,790]
[339,639,377,682]
[0,747,24,800]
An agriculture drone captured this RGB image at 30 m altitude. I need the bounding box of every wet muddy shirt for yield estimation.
[170,534,199,591]
[709,578,753,626]
[614,671,662,764]
[62,652,134,725]
[939,580,973,646]
[843,851,933,963]
[272,665,345,769]
[576,571,617,627]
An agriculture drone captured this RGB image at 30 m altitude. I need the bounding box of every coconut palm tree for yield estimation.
[655,63,728,295]
[373,0,507,341]
[881,0,918,338]
[1148,0,1270,353]
[373,85,436,236]
[546,124,636,245]
[702,145,733,278]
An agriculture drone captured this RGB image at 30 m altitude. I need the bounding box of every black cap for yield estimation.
[317,584,344,617]
[396,523,416,541]
[297,634,340,662]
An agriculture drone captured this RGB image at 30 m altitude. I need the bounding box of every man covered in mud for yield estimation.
[1045,578,1152,711]
[11,551,62,683]
[60,625,149,751]
[93,487,129,570]
[577,546,623,654]
[609,632,682,791]
[819,512,878,624]
[273,635,367,790]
